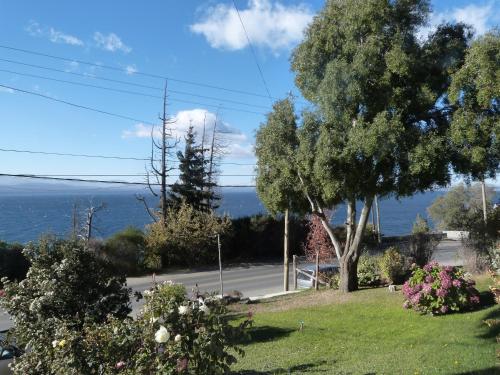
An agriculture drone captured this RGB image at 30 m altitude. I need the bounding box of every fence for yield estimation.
[292,254,337,290]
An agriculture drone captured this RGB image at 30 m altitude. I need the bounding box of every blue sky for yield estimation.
[0,0,498,188]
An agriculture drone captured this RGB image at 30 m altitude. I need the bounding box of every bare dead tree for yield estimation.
[204,111,230,211]
[84,202,106,241]
[137,81,179,225]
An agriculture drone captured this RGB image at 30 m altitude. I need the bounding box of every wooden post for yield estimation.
[375,195,382,244]
[293,255,297,290]
[284,209,289,292]
[217,234,224,297]
[481,179,488,224]
[315,252,319,291]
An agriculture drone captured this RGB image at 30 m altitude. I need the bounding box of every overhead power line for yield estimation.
[232,0,273,102]
[0,83,157,125]
[0,65,270,112]
[0,44,274,100]
[0,147,257,166]
[0,173,256,187]
[32,174,255,177]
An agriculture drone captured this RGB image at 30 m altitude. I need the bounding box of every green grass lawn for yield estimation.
[231,275,499,374]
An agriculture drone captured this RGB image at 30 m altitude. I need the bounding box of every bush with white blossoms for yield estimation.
[46,281,252,374]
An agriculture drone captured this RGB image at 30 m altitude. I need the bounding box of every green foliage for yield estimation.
[357,255,380,286]
[41,282,251,374]
[0,238,131,375]
[0,241,30,286]
[255,98,307,215]
[145,203,231,267]
[403,262,480,315]
[427,183,495,230]
[102,226,146,276]
[449,30,500,181]
[408,214,439,267]
[378,247,406,284]
[169,125,217,212]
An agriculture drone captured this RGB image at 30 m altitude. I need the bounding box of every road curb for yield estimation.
[248,289,302,302]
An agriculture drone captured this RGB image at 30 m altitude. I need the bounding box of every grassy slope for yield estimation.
[231,275,499,374]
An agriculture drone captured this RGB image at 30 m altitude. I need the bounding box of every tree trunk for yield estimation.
[283,209,289,292]
[339,256,359,293]
[481,179,488,224]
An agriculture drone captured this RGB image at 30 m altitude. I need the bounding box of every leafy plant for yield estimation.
[45,282,252,374]
[402,262,481,315]
[378,247,405,284]
[357,255,380,286]
[0,238,131,375]
[145,203,231,267]
[101,226,146,276]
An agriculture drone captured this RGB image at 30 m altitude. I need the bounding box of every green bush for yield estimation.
[357,255,380,286]
[0,238,131,375]
[408,215,439,267]
[145,203,231,267]
[378,247,406,284]
[45,282,252,374]
[102,227,146,276]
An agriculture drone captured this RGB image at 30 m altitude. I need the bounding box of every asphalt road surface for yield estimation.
[0,240,464,330]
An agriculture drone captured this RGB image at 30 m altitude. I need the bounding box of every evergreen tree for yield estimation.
[170,125,210,211]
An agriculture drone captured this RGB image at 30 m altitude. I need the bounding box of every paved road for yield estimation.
[0,240,464,330]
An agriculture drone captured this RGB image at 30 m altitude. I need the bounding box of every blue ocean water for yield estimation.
[0,188,496,244]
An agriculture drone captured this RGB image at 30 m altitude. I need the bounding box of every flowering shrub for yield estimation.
[402,261,481,315]
[45,281,251,374]
[0,238,131,375]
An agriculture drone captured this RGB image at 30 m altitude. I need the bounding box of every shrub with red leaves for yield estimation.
[303,215,336,262]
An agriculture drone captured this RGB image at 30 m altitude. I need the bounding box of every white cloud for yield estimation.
[190,0,313,52]
[125,65,138,75]
[122,109,254,159]
[26,21,83,46]
[418,3,495,40]
[0,87,14,94]
[94,32,131,53]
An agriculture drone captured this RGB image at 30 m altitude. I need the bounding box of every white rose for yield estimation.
[178,305,188,315]
[52,340,59,348]
[200,304,210,314]
[143,290,152,297]
[155,326,170,343]
[174,334,181,342]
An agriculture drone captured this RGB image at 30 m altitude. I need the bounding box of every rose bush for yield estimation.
[402,261,481,315]
[45,281,252,374]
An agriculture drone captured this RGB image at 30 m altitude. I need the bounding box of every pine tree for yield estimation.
[169,125,209,211]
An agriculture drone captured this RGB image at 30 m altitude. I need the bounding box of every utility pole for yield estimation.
[374,195,381,244]
[283,208,289,292]
[217,233,224,297]
[481,179,488,224]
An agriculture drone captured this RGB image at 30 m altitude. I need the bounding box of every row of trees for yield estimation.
[255,0,499,292]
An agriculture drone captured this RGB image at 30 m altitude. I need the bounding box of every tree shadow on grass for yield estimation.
[477,303,500,340]
[233,360,329,374]
[237,325,295,345]
[453,368,500,375]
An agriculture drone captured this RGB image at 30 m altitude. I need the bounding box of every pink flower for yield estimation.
[425,275,434,283]
[403,301,410,309]
[115,361,126,370]
[452,279,461,288]
[440,305,449,314]
[436,288,447,298]
[177,357,188,372]
[422,283,432,294]
[441,277,452,289]
[470,295,480,304]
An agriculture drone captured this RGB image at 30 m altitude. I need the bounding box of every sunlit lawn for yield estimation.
[231,275,499,374]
